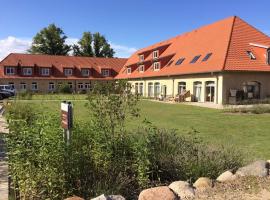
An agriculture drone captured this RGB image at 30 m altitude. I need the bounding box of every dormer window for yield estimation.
[5,67,15,75]
[22,67,33,76]
[81,69,90,76]
[139,54,144,62]
[247,51,256,60]
[64,68,73,76]
[40,68,50,76]
[153,50,159,59]
[139,65,144,73]
[101,69,110,77]
[267,49,270,65]
[127,67,132,74]
[153,62,160,71]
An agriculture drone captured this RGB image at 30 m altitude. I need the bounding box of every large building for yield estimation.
[116,16,270,104]
[0,53,127,92]
[1,16,270,104]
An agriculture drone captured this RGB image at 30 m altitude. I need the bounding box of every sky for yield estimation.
[0,0,270,59]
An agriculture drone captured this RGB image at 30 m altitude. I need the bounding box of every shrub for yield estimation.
[225,105,270,114]
[16,90,33,100]
[58,83,72,94]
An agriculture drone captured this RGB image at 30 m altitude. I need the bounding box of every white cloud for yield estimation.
[0,36,137,60]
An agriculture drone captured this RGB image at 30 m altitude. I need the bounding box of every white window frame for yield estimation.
[64,68,73,76]
[31,82,38,91]
[8,82,15,89]
[40,68,50,76]
[139,65,144,73]
[139,54,144,62]
[101,69,110,77]
[5,67,15,75]
[85,83,91,89]
[48,82,55,91]
[20,83,26,90]
[78,83,84,89]
[22,68,33,76]
[153,62,160,71]
[153,50,159,59]
[81,69,90,76]
[68,82,73,89]
[127,67,132,74]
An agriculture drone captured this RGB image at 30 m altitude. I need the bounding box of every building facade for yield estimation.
[116,16,270,104]
[0,54,127,93]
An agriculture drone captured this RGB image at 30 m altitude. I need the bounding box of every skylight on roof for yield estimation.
[176,58,185,65]
[190,55,201,64]
[246,51,256,60]
[202,53,212,62]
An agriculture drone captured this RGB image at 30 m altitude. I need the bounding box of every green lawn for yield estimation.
[11,98,270,159]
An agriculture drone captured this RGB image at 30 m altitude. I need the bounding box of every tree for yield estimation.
[73,32,115,58]
[28,24,71,55]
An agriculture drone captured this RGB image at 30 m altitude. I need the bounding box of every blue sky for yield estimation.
[0,0,270,59]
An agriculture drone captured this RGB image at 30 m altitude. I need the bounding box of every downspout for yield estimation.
[216,74,219,104]
[172,78,175,97]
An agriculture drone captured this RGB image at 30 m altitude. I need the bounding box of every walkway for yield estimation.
[0,105,8,200]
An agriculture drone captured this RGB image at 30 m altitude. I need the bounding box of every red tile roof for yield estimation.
[116,16,270,79]
[0,53,127,80]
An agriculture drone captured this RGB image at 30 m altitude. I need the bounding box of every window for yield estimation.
[64,68,73,76]
[148,82,154,97]
[68,82,73,89]
[154,82,161,97]
[178,82,186,95]
[176,58,185,65]
[40,68,50,76]
[22,68,33,75]
[135,83,139,94]
[127,67,132,74]
[139,54,144,62]
[190,55,201,63]
[48,82,55,91]
[8,82,15,89]
[246,51,256,60]
[5,67,15,75]
[85,83,91,89]
[139,65,144,73]
[78,83,84,89]
[20,83,26,90]
[153,62,160,71]
[206,81,215,102]
[81,69,90,76]
[193,81,202,102]
[139,83,143,95]
[101,69,110,77]
[31,82,38,91]
[202,53,213,62]
[153,50,159,59]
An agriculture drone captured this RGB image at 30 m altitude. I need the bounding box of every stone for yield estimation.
[138,186,177,200]
[91,194,107,200]
[193,177,213,190]
[169,181,195,198]
[107,195,126,200]
[65,196,84,200]
[236,160,268,177]
[216,171,237,182]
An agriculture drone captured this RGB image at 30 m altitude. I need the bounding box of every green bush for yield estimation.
[58,83,72,94]
[16,90,33,100]
[225,105,270,114]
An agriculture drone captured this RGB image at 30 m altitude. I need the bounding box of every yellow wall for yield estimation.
[128,73,224,104]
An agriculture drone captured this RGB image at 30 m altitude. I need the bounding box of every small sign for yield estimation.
[61,102,73,129]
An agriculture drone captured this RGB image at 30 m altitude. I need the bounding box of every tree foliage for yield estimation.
[73,32,115,57]
[28,24,71,55]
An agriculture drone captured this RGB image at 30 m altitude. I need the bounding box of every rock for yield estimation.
[169,181,195,198]
[65,196,84,200]
[91,194,125,200]
[216,171,237,182]
[107,195,125,200]
[193,177,213,190]
[91,194,107,200]
[236,160,268,177]
[138,186,177,200]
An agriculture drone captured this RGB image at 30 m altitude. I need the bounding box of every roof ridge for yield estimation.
[222,16,236,70]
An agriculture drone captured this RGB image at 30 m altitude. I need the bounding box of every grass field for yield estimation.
[9,95,270,159]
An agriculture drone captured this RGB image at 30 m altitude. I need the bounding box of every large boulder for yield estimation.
[216,171,237,182]
[91,194,125,200]
[193,177,213,190]
[169,181,195,198]
[236,160,268,177]
[138,186,177,200]
[65,196,84,200]
[91,194,107,200]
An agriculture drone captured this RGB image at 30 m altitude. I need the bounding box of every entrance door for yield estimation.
[194,82,202,102]
[206,81,215,102]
